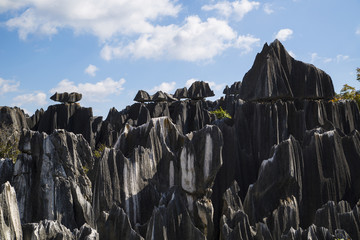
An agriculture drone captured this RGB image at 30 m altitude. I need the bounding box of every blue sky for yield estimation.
[0,0,359,117]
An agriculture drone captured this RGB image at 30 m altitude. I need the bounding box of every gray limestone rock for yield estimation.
[50,92,82,103]
[188,81,215,100]
[0,181,22,240]
[13,129,95,230]
[174,87,188,99]
[239,40,335,101]
[22,220,73,240]
[134,90,152,103]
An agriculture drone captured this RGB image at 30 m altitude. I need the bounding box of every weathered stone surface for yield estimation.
[239,40,335,101]
[93,117,223,237]
[188,81,215,100]
[0,158,14,185]
[22,220,73,240]
[14,129,95,230]
[266,196,300,240]
[0,106,28,152]
[134,90,152,102]
[314,200,360,239]
[152,91,168,102]
[174,87,188,99]
[50,92,82,103]
[73,223,99,240]
[223,82,242,96]
[146,187,206,240]
[35,103,101,148]
[0,181,22,240]
[97,205,143,240]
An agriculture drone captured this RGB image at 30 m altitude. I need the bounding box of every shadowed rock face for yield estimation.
[1,40,360,239]
[239,40,335,101]
[50,92,82,103]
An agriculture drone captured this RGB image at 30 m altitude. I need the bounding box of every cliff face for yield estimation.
[0,40,360,240]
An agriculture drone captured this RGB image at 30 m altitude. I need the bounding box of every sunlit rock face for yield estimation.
[0,40,360,239]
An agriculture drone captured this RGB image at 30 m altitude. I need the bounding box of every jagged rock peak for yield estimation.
[50,92,82,103]
[134,90,152,102]
[223,81,242,95]
[239,39,335,101]
[188,81,215,100]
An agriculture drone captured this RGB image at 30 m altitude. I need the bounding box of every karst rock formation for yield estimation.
[1,40,359,240]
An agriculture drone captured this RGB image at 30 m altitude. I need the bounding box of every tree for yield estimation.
[357,67,360,81]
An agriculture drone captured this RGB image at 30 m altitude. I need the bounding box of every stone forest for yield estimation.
[0,40,359,239]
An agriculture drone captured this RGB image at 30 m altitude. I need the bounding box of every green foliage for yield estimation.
[357,67,360,81]
[210,107,232,119]
[93,144,106,158]
[0,139,20,163]
[331,84,360,107]
[82,165,89,175]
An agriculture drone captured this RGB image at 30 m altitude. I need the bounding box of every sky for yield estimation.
[0,0,359,117]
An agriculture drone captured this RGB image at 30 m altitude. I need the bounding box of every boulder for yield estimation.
[152,91,167,102]
[188,81,215,100]
[174,87,188,99]
[239,39,335,101]
[134,90,152,103]
[50,92,82,103]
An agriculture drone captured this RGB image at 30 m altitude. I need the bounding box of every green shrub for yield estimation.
[0,139,20,163]
[210,107,232,119]
[331,84,360,107]
[93,144,106,159]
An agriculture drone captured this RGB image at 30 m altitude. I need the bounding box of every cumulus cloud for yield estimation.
[4,0,181,40]
[234,35,260,54]
[263,3,274,14]
[202,0,260,20]
[148,82,176,94]
[0,78,20,95]
[275,28,293,41]
[310,53,349,64]
[12,92,47,107]
[50,78,126,101]
[185,78,225,92]
[336,54,349,62]
[84,64,98,77]
[101,16,260,61]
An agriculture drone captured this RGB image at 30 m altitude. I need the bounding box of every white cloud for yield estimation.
[4,0,181,40]
[185,78,225,92]
[148,82,176,94]
[310,53,318,64]
[202,0,260,20]
[336,54,349,62]
[357,27,360,35]
[101,16,259,62]
[263,3,274,14]
[12,92,47,107]
[50,78,126,101]
[0,78,20,95]
[234,34,260,54]
[186,78,198,88]
[84,64,98,77]
[275,28,293,41]
[310,53,349,64]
